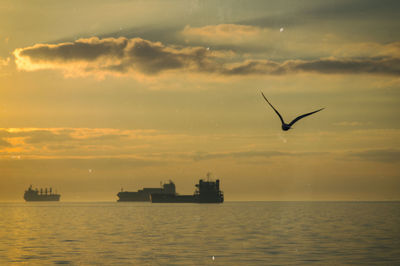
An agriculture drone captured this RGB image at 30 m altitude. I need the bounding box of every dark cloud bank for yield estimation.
[349,149,400,163]
[15,37,400,77]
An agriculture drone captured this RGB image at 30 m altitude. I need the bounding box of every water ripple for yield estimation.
[0,202,399,265]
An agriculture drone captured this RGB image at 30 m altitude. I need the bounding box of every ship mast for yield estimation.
[206,172,212,181]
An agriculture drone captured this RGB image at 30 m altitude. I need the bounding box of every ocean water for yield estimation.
[0,202,399,265]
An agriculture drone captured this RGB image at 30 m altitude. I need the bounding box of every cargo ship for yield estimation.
[24,185,60,201]
[151,178,224,204]
[117,181,176,202]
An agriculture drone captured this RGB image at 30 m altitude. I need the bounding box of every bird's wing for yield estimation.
[261,92,285,124]
[288,108,324,126]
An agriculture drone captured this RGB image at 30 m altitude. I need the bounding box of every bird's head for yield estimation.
[282,124,291,131]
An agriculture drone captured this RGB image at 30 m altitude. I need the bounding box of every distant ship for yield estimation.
[24,185,60,202]
[117,181,176,202]
[117,176,224,203]
[151,178,224,204]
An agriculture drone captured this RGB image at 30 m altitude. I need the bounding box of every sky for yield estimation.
[0,0,399,201]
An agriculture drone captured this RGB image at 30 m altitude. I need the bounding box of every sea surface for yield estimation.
[0,201,399,265]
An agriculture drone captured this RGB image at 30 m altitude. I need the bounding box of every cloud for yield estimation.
[348,149,400,163]
[0,139,11,147]
[19,128,128,144]
[13,36,400,79]
[239,1,400,28]
[0,128,153,143]
[334,121,372,127]
[14,37,219,78]
[331,42,400,59]
[1,127,331,164]
[0,57,9,67]
[190,150,326,161]
[182,24,400,60]
[0,128,158,156]
[222,58,400,76]
[0,157,164,171]
[182,24,267,44]
[0,128,75,145]
[24,129,75,144]
[0,127,204,161]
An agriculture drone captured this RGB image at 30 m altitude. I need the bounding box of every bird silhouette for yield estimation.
[261,92,324,131]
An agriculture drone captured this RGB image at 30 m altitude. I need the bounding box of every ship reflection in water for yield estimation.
[24,185,60,202]
[118,177,224,203]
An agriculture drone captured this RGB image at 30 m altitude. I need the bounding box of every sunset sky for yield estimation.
[1,0,399,201]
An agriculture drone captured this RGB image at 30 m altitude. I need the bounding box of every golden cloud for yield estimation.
[0,57,9,65]
[13,37,220,78]
[13,36,400,78]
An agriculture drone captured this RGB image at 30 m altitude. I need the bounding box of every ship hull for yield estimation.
[197,195,224,203]
[24,194,60,202]
[117,179,223,203]
[117,183,176,202]
[151,194,196,203]
[151,194,223,203]
[24,186,60,202]
[117,191,150,202]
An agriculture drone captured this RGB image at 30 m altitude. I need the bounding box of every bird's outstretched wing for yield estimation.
[288,108,324,127]
[261,92,285,125]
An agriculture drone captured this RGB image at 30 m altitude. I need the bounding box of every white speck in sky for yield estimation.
[212,256,215,260]
[280,27,284,32]
[278,134,287,143]
[89,169,92,173]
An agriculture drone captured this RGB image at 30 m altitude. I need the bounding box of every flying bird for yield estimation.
[261,92,324,131]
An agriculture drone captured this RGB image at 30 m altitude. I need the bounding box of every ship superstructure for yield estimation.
[117,181,176,202]
[195,179,224,203]
[24,185,60,202]
[151,177,224,203]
